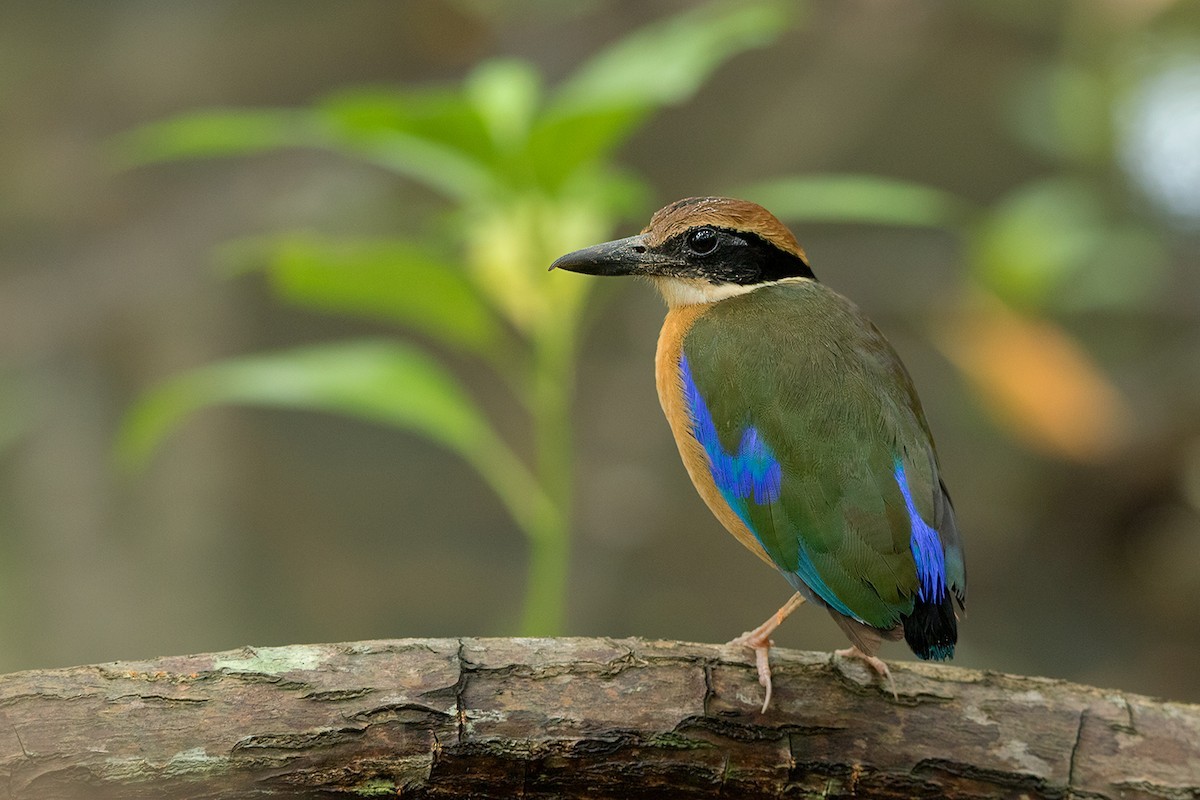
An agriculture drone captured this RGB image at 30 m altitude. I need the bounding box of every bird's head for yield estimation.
[550,197,815,306]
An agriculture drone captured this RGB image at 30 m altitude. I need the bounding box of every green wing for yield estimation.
[681,280,965,629]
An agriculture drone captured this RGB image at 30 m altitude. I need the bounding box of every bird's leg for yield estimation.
[834,645,897,699]
[726,592,806,712]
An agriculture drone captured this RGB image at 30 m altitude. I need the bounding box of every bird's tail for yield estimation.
[903,593,957,660]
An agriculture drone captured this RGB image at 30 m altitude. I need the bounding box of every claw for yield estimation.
[835,646,897,699]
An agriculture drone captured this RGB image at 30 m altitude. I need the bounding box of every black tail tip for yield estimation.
[903,594,958,661]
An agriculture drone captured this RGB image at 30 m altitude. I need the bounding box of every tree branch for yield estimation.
[0,637,1196,798]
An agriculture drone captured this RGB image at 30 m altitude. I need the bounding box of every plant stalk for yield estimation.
[518,313,576,635]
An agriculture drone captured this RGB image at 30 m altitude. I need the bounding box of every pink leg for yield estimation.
[727,592,806,712]
[834,646,897,698]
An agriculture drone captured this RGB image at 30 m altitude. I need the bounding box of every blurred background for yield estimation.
[2,0,1200,703]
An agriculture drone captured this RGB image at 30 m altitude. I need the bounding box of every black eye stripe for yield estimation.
[659,227,816,285]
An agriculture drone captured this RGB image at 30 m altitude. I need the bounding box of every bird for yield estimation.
[551,197,966,711]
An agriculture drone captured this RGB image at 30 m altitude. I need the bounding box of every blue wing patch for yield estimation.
[680,355,781,505]
[680,355,859,620]
[893,458,947,602]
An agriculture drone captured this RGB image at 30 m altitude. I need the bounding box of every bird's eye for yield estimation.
[685,227,719,256]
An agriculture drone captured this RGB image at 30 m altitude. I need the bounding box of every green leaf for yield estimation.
[551,0,794,115]
[315,88,497,197]
[317,87,494,161]
[109,109,317,166]
[971,178,1165,310]
[526,107,644,189]
[530,0,795,184]
[118,340,479,464]
[117,340,551,533]
[220,234,509,359]
[736,174,971,228]
[112,99,496,201]
[465,60,542,154]
[972,179,1103,308]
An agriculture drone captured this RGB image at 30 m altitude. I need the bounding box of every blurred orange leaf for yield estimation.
[934,289,1132,462]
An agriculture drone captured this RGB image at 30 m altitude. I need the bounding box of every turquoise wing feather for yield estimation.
[680,280,966,633]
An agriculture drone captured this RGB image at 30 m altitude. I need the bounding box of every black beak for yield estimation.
[549,234,663,276]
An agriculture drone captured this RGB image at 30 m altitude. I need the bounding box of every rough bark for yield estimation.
[0,637,1196,799]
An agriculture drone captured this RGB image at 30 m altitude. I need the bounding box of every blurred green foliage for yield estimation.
[737,175,971,228]
[0,373,31,459]
[972,177,1165,311]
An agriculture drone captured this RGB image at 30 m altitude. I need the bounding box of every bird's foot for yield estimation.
[725,593,806,712]
[834,646,897,699]
[727,630,774,713]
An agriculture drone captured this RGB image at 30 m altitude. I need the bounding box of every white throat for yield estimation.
[649,276,792,307]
